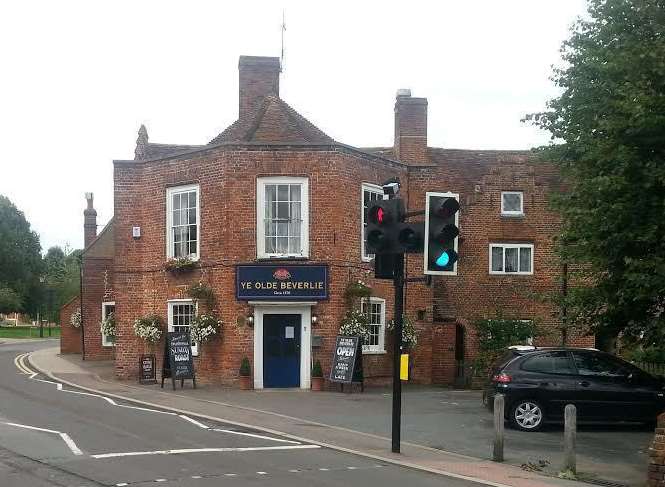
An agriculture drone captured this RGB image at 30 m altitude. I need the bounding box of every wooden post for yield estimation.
[563,404,577,474]
[493,394,505,462]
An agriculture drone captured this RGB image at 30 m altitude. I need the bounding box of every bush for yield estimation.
[312,360,323,378]
[474,318,538,376]
[239,357,251,376]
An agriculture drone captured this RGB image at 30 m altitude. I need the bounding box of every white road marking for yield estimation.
[257,471,268,475]
[179,415,209,429]
[319,468,329,471]
[212,428,300,444]
[347,466,359,470]
[155,479,167,482]
[116,483,128,486]
[224,473,237,477]
[3,422,83,455]
[191,475,202,479]
[289,469,300,472]
[91,444,321,459]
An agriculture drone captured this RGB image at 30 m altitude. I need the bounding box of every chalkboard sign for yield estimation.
[139,354,157,384]
[329,336,362,385]
[161,332,197,390]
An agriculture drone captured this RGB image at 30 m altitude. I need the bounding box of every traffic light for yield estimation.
[424,192,459,275]
[366,199,405,254]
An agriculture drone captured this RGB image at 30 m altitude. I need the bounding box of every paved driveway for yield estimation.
[205,385,651,486]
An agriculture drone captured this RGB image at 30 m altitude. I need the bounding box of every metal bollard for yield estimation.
[563,404,577,474]
[493,393,505,462]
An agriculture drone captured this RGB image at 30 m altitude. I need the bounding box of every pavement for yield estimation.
[17,344,619,487]
[1,340,477,487]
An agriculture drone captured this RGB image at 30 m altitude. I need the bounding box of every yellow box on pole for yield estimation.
[400,353,409,381]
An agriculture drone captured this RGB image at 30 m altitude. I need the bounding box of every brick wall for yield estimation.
[81,256,115,361]
[108,141,584,386]
[649,413,665,486]
[60,295,81,354]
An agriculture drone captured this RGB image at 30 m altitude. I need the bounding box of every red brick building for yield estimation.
[63,55,593,388]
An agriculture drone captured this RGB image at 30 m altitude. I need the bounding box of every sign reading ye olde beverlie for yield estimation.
[236,264,328,301]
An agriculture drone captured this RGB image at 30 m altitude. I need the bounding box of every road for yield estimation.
[0,340,476,487]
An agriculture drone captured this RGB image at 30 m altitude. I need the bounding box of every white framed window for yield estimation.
[361,297,386,354]
[257,177,309,258]
[489,243,534,275]
[101,301,115,347]
[361,183,386,261]
[501,191,524,216]
[166,184,200,260]
[167,299,198,356]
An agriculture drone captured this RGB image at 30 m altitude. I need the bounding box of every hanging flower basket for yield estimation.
[388,314,418,349]
[164,257,197,274]
[190,314,222,343]
[344,280,372,304]
[339,309,371,342]
[186,281,215,308]
[100,312,116,338]
[70,309,81,328]
[133,314,164,344]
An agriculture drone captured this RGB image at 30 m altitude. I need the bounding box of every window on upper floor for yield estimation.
[101,301,115,347]
[167,299,198,356]
[361,297,386,354]
[257,177,309,259]
[501,191,524,216]
[489,243,533,275]
[166,185,200,260]
[361,183,385,261]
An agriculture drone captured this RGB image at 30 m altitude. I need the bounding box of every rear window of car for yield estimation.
[489,350,520,376]
[521,351,576,375]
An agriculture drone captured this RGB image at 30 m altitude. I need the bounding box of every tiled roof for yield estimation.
[209,95,333,145]
[142,143,204,159]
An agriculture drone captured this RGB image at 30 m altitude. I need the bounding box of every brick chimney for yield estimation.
[238,56,281,119]
[84,192,97,248]
[394,89,428,164]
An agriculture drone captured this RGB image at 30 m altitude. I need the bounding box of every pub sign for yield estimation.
[236,264,328,301]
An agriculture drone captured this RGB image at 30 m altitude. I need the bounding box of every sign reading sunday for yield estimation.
[236,264,328,300]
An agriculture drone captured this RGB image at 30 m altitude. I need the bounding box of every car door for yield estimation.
[571,351,650,421]
[517,351,579,421]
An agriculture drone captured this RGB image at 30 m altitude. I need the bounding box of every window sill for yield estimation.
[500,213,525,219]
[488,272,534,276]
[362,349,387,355]
[256,255,310,261]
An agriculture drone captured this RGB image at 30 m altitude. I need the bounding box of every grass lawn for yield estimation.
[0,326,61,339]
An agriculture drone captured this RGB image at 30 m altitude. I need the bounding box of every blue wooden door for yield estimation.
[263,314,301,388]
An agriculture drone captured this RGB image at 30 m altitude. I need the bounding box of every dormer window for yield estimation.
[501,191,524,216]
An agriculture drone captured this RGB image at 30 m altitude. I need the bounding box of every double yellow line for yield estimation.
[14,352,35,376]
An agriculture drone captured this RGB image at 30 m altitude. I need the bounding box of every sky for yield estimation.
[0,0,587,252]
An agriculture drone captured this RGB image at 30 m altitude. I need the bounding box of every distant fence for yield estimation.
[633,361,665,377]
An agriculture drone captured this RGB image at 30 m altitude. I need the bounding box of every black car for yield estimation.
[483,347,665,431]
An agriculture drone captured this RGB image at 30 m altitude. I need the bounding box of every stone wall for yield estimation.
[649,413,665,486]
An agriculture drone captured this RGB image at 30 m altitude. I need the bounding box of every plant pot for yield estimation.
[311,376,324,391]
[239,375,252,390]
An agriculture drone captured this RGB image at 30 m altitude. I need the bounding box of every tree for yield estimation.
[528,0,665,348]
[0,195,42,314]
[41,246,81,323]
[0,286,23,314]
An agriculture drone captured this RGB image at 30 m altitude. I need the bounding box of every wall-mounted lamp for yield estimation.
[311,315,318,325]
[247,315,254,326]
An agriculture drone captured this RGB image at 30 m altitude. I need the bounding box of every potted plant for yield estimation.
[164,256,197,274]
[133,314,164,352]
[311,360,324,391]
[239,356,252,390]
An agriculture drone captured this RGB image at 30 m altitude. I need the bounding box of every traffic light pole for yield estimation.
[392,253,404,453]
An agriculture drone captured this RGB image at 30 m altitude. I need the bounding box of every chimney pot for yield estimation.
[84,192,97,248]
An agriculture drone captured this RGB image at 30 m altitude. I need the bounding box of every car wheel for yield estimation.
[510,399,545,432]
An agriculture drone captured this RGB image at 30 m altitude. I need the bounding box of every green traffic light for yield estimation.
[435,252,450,267]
